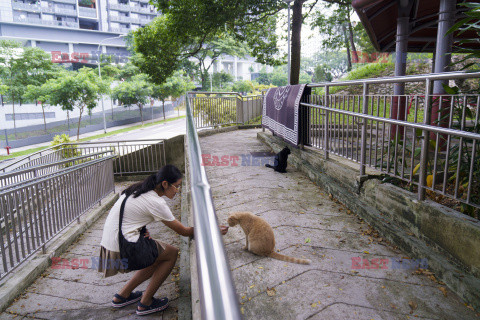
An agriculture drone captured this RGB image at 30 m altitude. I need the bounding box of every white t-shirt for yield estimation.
[100,190,175,252]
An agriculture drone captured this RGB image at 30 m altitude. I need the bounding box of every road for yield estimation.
[94,116,186,142]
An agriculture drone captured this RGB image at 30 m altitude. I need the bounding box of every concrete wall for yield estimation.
[258,131,480,311]
[113,134,185,177]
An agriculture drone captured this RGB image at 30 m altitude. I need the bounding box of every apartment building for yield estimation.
[0,0,159,64]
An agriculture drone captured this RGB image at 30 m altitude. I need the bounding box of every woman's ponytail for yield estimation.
[122,165,182,198]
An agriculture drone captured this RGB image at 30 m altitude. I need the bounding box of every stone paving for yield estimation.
[199,128,478,320]
[0,182,182,320]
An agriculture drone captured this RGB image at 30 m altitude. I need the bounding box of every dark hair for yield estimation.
[122,165,182,198]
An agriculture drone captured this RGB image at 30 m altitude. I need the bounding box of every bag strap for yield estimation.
[118,194,130,242]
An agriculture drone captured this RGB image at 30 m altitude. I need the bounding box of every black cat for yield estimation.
[265,147,291,173]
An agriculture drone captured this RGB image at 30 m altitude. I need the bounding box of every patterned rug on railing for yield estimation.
[262,84,311,146]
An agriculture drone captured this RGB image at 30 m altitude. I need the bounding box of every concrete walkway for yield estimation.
[0,182,182,320]
[199,128,478,320]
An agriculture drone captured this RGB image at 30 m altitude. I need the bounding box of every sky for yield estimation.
[277,2,360,59]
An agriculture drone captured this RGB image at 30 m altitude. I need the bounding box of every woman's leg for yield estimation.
[114,244,179,304]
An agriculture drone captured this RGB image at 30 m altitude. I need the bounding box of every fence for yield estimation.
[1,140,166,176]
[188,92,263,128]
[0,151,113,189]
[185,95,241,319]
[0,156,115,279]
[0,102,175,148]
[304,72,480,212]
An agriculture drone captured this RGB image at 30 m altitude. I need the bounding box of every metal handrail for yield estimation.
[0,156,115,279]
[0,139,165,173]
[302,71,480,208]
[301,102,480,140]
[0,151,113,190]
[309,71,480,87]
[185,95,241,319]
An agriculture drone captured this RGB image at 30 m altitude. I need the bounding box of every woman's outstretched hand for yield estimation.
[220,225,229,235]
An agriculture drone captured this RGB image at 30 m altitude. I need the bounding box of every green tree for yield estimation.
[313,64,333,82]
[0,40,27,138]
[0,41,58,138]
[151,71,195,120]
[40,68,109,140]
[231,80,254,94]
[117,61,140,81]
[23,84,51,133]
[194,35,248,90]
[311,0,371,71]
[132,2,285,85]
[112,74,153,125]
[212,71,234,89]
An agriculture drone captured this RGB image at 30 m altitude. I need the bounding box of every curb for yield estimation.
[178,177,192,320]
[0,192,119,313]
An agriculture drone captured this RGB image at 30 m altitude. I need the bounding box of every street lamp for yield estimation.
[284,0,293,85]
[97,35,125,133]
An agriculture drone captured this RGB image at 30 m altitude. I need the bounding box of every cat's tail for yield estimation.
[268,251,311,265]
[265,164,274,169]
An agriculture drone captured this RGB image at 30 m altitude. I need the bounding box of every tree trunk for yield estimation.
[342,24,352,71]
[139,104,144,125]
[41,102,47,133]
[77,106,84,141]
[348,21,358,64]
[290,0,303,85]
[12,94,17,139]
[162,101,166,121]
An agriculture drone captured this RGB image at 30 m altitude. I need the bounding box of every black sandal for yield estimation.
[136,297,169,316]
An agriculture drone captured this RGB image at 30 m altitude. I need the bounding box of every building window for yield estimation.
[5,112,56,121]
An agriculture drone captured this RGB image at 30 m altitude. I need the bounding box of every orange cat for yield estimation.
[227,211,311,264]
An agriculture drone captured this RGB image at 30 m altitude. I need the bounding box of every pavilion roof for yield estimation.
[352,0,480,52]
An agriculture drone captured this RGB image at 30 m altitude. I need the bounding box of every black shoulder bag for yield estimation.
[118,195,159,270]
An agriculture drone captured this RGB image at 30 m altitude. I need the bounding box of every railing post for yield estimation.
[324,86,330,159]
[418,78,432,201]
[360,83,369,176]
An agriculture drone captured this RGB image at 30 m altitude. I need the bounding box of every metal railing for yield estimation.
[13,16,79,28]
[304,71,480,210]
[185,96,241,319]
[188,92,263,128]
[12,2,41,12]
[0,156,115,279]
[0,151,113,189]
[108,3,131,12]
[1,140,166,176]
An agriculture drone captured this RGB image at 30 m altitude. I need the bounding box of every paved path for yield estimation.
[199,128,478,320]
[1,182,182,320]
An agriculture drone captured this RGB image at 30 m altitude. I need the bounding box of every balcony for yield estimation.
[108,3,131,12]
[41,6,55,13]
[109,26,130,34]
[54,7,77,16]
[78,6,97,18]
[12,2,41,12]
[129,6,151,14]
[13,16,79,28]
[109,15,131,23]
[52,0,77,4]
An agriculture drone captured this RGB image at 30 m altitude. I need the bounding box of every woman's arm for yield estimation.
[162,219,229,237]
[162,219,194,237]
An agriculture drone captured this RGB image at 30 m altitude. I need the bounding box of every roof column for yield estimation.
[431,0,456,145]
[391,1,412,139]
